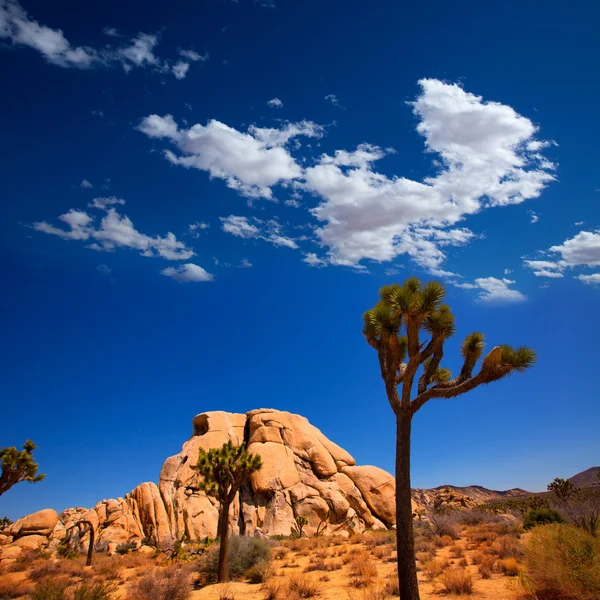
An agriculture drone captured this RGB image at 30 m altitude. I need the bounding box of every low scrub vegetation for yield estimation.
[438,568,473,595]
[526,523,600,600]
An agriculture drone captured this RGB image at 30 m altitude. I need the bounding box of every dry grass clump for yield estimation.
[347,587,392,600]
[362,530,395,548]
[92,557,124,581]
[415,551,435,564]
[437,535,454,547]
[217,584,236,600]
[526,524,600,600]
[423,558,449,582]
[272,547,288,560]
[449,544,464,559]
[261,579,283,600]
[438,568,473,595]
[126,566,191,600]
[348,552,378,588]
[0,574,34,599]
[287,573,322,598]
[498,557,519,576]
[28,580,115,600]
[384,575,399,597]
[371,545,392,560]
[491,535,523,559]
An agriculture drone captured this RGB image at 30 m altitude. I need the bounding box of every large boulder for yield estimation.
[4,409,399,559]
[8,509,58,538]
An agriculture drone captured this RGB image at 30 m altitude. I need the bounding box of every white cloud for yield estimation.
[529,210,539,223]
[467,277,527,303]
[220,215,298,249]
[525,230,600,283]
[161,263,213,282]
[88,196,126,210]
[179,49,208,62]
[220,215,260,238]
[188,221,209,238]
[96,264,111,275]
[138,116,322,199]
[238,258,252,268]
[504,268,512,275]
[32,206,194,260]
[550,231,600,267]
[172,62,189,80]
[324,94,342,108]
[0,0,96,66]
[305,79,555,273]
[577,273,600,285]
[267,98,283,108]
[80,179,93,188]
[303,253,326,267]
[0,0,204,77]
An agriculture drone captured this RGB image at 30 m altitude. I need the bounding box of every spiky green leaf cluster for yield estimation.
[0,440,45,497]
[499,345,537,372]
[197,441,262,501]
[461,332,485,361]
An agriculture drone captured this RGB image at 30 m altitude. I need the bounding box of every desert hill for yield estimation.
[569,466,600,488]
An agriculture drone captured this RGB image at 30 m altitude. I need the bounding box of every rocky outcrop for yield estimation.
[0,409,397,562]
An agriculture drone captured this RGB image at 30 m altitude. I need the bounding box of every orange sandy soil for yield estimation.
[0,533,526,600]
[196,535,523,600]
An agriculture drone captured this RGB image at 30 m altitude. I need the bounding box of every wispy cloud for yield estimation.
[267,98,283,108]
[161,263,213,282]
[0,0,205,78]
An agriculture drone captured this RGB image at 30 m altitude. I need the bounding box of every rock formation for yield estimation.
[0,409,397,562]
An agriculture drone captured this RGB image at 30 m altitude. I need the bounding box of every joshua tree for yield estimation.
[197,441,262,582]
[0,440,45,497]
[363,277,535,600]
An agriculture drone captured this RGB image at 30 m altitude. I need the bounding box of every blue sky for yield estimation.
[1,0,599,521]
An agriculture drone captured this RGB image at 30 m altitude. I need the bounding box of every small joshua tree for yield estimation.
[0,440,45,497]
[197,441,262,582]
[363,277,535,600]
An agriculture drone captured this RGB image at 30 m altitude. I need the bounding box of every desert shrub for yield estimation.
[423,559,449,582]
[428,511,460,539]
[0,575,34,599]
[458,558,468,568]
[371,545,391,560]
[439,568,473,595]
[479,563,492,579]
[362,530,395,548]
[71,583,115,600]
[126,567,191,600]
[384,576,400,596]
[449,544,464,559]
[526,523,600,600]
[415,550,435,563]
[498,557,519,576]
[347,587,391,600]
[115,541,137,555]
[29,561,65,582]
[273,547,288,560]
[246,561,271,583]
[217,585,235,600]
[491,535,523,559]
[288,574,321,598]
[437,535,454,547]
[413,537,436,554]
[349,552,377,588]
[457,510,493,526]
[261,580,282,600]
[202,535,271,580]
[92,557,123,580]
[523,508,565,530]
[28,581,114,600]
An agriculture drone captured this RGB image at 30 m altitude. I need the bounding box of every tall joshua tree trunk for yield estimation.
[217,502,230,583]
[363,278,536,600]
[395,410,419,600]
[196,441,262,585]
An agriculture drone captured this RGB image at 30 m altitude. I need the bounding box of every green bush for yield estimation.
[523,508,565,530]
[201,535,271,580]
[526,523,600,600]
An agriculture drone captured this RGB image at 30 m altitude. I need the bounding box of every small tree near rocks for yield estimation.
[0,440,45,496]
[196,441,262,582]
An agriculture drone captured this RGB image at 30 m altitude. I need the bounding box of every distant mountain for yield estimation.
[411,484,531,513]
[569,466,600,488]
